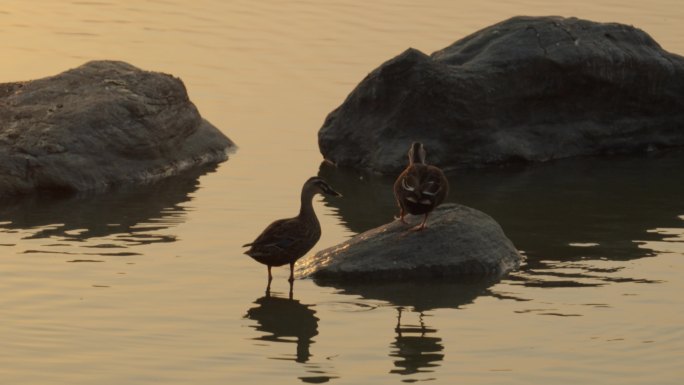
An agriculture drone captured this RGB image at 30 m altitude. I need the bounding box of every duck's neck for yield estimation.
[409,149,425,165]
[298,188,318,221]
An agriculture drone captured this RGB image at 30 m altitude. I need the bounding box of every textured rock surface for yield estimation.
[297,203,521,281]
[0,60,234,197]
[318,16,684,174]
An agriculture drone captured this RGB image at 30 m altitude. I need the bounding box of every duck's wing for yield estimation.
[400,174,418,192]
[392,168,422,207]
[419,166,449,202]
[243,217,309,255]
[395,166,424,193]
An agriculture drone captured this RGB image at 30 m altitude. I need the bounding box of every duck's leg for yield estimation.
[288,262,295,283]
[394,207,408,224]
[411,213,429,231]
[266,265,273,295]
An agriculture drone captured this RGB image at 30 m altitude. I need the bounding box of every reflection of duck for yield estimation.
[390,308,444,377]
[245,294,319,363]
[393,142,448,230]
[243,177,341,293]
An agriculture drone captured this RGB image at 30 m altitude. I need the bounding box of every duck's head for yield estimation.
[408,141,426,165]
[305,176,342,197]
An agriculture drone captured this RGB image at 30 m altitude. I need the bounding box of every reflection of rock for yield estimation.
[298,203,521,281]
[245,295,319,363]
[319,149,684,264]
[318,162,396,234]
[0,164,215,245]
[319,16,684,174]
[324,279,496,313]
[0,60,234,197]
[390,309,443,377]
[312,276,493,380]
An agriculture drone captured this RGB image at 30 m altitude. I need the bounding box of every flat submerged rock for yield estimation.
[0,60,234,197]
[297,203,522,281]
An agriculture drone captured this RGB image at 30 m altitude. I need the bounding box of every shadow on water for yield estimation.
[244,293,338,383]
[0,164,218,251]
[319,149,684,266]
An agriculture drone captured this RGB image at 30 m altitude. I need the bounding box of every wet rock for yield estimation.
[318,16,684,174]
[297,203,521,281]
[0,60,234,197]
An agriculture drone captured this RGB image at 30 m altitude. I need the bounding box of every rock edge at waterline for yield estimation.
[0,60,235,198]
[297,203,522,281]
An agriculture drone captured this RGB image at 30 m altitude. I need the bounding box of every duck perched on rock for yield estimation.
[243,177,341,293]
[393,142,449,230]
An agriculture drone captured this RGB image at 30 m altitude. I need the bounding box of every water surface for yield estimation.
[1,1,683,384]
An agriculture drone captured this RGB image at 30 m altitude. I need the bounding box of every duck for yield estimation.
[243,176,341,292]
[393,141,449,231]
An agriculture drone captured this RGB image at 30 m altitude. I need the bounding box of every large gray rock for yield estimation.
[0,60,234,197]
[318,16,684,174]
[297,203,521,281]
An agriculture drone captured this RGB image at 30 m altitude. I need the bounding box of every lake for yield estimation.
[0,1,683,384]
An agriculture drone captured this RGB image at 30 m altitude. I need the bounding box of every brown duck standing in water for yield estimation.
[243,177,341,293]
[393,142,449,231]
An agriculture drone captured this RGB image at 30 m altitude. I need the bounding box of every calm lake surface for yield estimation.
[1,1,683,384]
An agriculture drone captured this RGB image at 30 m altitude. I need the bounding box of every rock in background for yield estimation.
[318,16,684,174]
[0,60,234,197]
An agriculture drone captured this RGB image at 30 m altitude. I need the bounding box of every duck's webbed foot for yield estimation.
[394,209,408,224]
[394,216,409,224]
[410,214,429,231]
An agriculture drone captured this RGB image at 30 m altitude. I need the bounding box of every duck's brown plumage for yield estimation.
[243,176,341,290]
[243,215,321,268]
[393,142,449,230]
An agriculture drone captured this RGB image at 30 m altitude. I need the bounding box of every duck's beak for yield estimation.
[324,186,342,198]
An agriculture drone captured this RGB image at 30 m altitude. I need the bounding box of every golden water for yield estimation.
[1,1,683,384]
